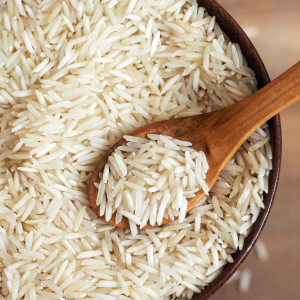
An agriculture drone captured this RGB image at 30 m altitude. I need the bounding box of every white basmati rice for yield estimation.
[0,0,272,299]
[239,269,252,293]
[95,135,208,231]
[254,239,268,261]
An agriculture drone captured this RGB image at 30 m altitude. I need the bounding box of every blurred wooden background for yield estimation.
[210,0,300,300]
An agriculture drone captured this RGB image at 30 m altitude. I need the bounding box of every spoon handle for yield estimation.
[203,61,300,166]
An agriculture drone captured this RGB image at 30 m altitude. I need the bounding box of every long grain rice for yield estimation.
[0,0,272,299]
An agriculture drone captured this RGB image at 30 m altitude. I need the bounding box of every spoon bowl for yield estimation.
[88,115,210,229]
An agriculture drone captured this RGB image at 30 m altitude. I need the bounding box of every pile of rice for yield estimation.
[95,134,209,232]
[0,0,272,299]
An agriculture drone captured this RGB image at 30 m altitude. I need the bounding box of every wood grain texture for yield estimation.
[89,61,299,229]
[210,0,300,299]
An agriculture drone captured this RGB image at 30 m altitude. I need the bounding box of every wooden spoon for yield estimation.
[89,61,300,229]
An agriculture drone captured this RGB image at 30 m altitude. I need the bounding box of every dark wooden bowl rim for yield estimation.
[192,1,282,299]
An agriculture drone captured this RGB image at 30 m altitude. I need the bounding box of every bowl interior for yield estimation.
[191,1,282,299]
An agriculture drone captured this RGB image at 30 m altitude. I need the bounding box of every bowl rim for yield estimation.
[192,1,282,299]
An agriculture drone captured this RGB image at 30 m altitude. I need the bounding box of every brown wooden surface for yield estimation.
[210,1,300,299]
[90,60,300,230]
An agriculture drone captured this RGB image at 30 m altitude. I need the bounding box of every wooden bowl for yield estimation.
[191,1,282,299]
